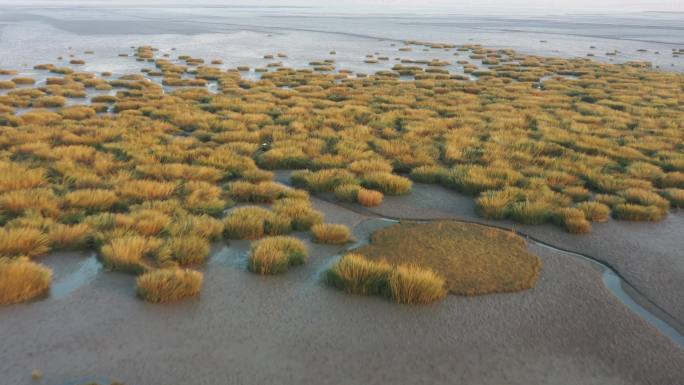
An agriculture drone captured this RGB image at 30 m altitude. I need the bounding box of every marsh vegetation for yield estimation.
[0,39,681,305]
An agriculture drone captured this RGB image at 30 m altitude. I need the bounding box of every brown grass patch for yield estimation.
[354,221,542,295]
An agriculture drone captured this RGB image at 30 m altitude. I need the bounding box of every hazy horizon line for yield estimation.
[1,1,683,14]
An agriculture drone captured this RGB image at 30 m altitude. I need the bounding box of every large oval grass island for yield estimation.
[327,221,542,303]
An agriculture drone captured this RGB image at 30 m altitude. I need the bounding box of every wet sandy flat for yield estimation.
[1,198,683,385]
[344,182,684,326]
[1,6,683,72]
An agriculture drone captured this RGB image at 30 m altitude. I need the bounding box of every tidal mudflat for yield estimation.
[0,4,683,385]
[1,198,684,385]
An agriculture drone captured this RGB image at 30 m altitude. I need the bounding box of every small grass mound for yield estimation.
[388,264,447,304]
[325,253,391,295]
[0,257,52,305]
[0,227,50,258]
[136,268,203,303]
[99,236,162,273]
[353,221,542,295]
[357,188,384,207]
[291,169,359,193]
[612,203,666,221]
[311,223,352,244]
[552,207,592,234]
[64,189,119,210]
[48,223,93,250]
[227,181,292,203]
[165,235,211,266]
[325,253,446,304]
[248,236,308,274]
[660,188,684,208]
[272,198,324,231]
[360,172,412,195]
[333,184,384,207]
[118,180,177,201]
[410,165,448,184]
[577,201,611,222]
[223,206,291,239]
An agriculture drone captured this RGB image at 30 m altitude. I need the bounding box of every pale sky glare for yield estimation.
[4,0,684,12]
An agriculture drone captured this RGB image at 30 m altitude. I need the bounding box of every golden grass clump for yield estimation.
[182,181,228,216]
[291,169,359,193]
[0,164,45,193]
[388,264,447,304]
[136,268,203,303]
[325,253,392,295]
[118,180,177,201]
[333,184,383,207]
[475,189,520,219]
[619,188,670,211]
[410,165,448,184]
[59,106,96,120]
[165,235,211,265]
[0,80,16,89]
[553,207,592,234]
[257,147,309,169]
[348,159,393,174]
[0,257,52,305]
[100,236,163,273]
[64,189,119,210]
[136,163,223,182]
[272,198,324,231]
[48,223,93,250]
[360,172,412,195]
[11,77,35,85]
[334,184,361,202]
[32,95,67,108]
[168,214,224,241]
[357,188,384,207]
[248,236,308,274]
[660,188,684,208]
[612,204,666,222]
[508,200,554,225]
[325,253,446,304]
[0,189,61,217]
[659,172,684,188]
[227,181,291,203]
[116,209,171,236]
[563,186,592,202]
[443,166,521,196]
[223,206,291,239]
[576,201,611,222]
[311,223,352,244]
[0,227,50,258]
